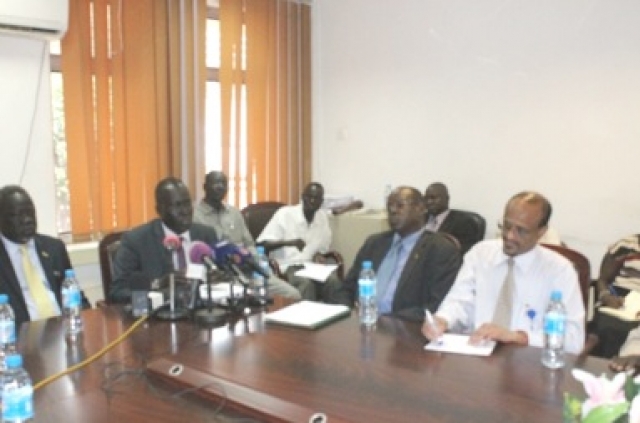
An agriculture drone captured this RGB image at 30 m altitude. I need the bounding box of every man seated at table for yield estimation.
[422,191,585,353]
[110,177,218,304]
[424,182,482,254]
[193,170,300,300]
[0,185,88,329]
[257,182,335,301]
[330,186,462,321]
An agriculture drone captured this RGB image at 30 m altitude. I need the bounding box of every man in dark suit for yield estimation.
[424,182,483,254]
[110,177,218,303]
[331,186,462,321]
[0,185,74,329]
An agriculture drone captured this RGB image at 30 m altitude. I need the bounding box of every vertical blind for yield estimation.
[60,0,311,239]
[220,0,312,206]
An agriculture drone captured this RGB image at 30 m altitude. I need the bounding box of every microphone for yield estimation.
[163,234,182,251]
[189,241,217,271]
[212,241,270,279]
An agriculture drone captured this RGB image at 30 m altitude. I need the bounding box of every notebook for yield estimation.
[264,300,351,329]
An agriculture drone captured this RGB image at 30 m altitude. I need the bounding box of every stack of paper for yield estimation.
[599,290,640,321]
[264,301,351,330]
[424,334,497,356]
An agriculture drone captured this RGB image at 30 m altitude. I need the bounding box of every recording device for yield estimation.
[155,235,190,321]
[212,241,269,279]
[190,241,227,326]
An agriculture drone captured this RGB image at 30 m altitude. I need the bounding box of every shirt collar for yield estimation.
[1,235,34,254]
[161,223,191,244]
[200,200,228,215]
[501,242,541,272]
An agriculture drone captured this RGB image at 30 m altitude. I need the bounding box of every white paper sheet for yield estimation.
[293,262,338,282]
[424,334,496,356]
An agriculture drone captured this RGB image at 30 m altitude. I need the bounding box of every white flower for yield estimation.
[571,369,627,418]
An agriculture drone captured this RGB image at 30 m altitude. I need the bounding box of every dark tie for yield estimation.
[176,237,187,271]
[377,240,404,313]
[492,258,515,327]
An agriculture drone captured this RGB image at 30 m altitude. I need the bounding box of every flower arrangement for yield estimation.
[564,369,640,423]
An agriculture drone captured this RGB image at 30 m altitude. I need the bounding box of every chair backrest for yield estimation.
[541,243,591,310]
[98,231,125,303]
[461,210,486,245]
[241,202,285,241]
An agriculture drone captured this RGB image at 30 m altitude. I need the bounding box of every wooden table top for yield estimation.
[19,303,609,423]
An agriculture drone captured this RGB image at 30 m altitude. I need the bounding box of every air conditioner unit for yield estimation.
[0,0,68,41]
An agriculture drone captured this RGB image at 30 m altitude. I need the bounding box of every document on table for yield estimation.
[264,300,350,329]
[599,290,640,321]
[424,334,496,356]
[293,262,339,282]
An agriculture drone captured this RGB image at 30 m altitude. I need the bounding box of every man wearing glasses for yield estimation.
[422,191,585,353]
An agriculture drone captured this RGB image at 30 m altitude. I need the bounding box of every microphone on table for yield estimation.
[212,241,269,279]
[155,235,189,321]
[189,241,217,272]
[163,234,181,253]
[190,241,227,326]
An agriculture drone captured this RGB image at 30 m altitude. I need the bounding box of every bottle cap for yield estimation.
[5,354,22,368]
[551,290,562,301]
[256,246,265,255]
[0,294,8,304]
[65,269,75,278]
[362,260,372,270]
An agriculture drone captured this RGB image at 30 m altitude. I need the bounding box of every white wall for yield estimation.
[0,34,102,303]
[312,0,640,273]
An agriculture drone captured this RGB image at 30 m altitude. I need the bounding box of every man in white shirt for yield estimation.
[257,182,335,300]
[422,191,585,354]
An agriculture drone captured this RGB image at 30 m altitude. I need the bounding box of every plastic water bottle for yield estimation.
[1,354,34,422]
[542,290,566,369]
[0,294,16,369]
[61,269,83,337]
[358,260,377,326]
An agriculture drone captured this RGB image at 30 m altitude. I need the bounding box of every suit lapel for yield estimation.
[0,240,26,309]
[394,232,429,293]
[152,220,175,273]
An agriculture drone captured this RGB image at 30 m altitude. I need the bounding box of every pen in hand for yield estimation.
[424,309,443,345]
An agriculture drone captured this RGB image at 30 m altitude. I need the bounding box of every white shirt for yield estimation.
[1,236,61,319]
[257,203,332,267]
[436,239,585,354]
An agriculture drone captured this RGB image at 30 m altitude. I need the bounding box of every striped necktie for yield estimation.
[20,246,57,319]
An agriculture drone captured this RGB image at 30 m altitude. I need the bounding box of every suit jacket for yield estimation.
[110,219,218,303]
[334,230,462,321]
[438,209,482,255]
[0,234,72,329]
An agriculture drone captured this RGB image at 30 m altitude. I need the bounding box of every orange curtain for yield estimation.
[61,0,206,239]
[220,0,312,206]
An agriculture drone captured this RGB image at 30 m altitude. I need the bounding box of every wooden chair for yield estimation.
[97,231,125,306]
[540,243,591,309]
[241,201,285,241]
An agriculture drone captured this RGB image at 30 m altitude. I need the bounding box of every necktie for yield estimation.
[176,237,187,271]
[377,241,404,313]
[492,258,515,327]
[426,216,438,231]
[20,246,56,319]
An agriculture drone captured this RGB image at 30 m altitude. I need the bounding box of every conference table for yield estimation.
[20,301,609,422]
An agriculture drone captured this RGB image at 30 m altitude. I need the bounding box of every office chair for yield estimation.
[97,230,125,307]
[241,202,286,241]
